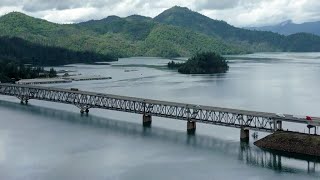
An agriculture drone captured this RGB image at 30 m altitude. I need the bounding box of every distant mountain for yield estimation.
[248,20,320,36]
[154,6,320,52]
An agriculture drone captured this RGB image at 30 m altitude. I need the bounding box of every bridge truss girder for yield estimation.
[0,84,278,132]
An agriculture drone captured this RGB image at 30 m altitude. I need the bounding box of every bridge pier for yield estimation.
[19,98,28,104]
[240,127,250,142]
[187,121,196,135]
[143,114,152,127]
[80,108,89,114]
[277,121,282,131]
[274,120,283,131]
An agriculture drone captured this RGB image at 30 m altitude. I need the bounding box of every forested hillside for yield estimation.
[0,7,320,63]
[0,36,117,65]
[154,6,320,52]
[0,12,131,58]
[0,12,248,59]
[76,14,249,56]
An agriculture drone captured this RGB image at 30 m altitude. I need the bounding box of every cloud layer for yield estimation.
[0,0,320,27]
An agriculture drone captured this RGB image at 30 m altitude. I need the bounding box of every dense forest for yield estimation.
[0,36,117,66]
[0,59,57,83]
[168,52,229,74]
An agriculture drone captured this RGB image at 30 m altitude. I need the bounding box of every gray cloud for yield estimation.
[22,0,121,12]
[0,0,19,6]
[194,0,240,10]
[0,0,320,27]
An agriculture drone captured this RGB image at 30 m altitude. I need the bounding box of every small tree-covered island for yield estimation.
[168,52,229,74]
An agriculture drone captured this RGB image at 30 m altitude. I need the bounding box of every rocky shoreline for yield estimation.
[254,131,320,157]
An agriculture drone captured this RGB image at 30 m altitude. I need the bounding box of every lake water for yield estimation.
[0,53,320,179]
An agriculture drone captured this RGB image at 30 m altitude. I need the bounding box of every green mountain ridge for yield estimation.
[0,7,319,63]
[154,6,320,52]
[0,11,247,59]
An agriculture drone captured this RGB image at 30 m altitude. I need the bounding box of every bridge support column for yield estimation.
[80,109,89,114]
[187,121,196,135]
[78,105,90,114]
[18,95,29,104]
[240,127,249,142]
[274,120,283,131]
[277,121,282,131]
[19,98,28,104]
[143,114,152,127]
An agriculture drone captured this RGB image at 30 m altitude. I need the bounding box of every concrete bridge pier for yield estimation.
[143,114,152,127]
[19,97,28,104]
[80,108,90,114]
[187,121,196,135]
[240,127,250,142]
[274,120,283,131]
[20,100,28,104]
[277,121,283,131]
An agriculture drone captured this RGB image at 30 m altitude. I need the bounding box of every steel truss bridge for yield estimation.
[0,83,318,136]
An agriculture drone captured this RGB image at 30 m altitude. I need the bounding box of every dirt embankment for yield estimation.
[254,131,320,157]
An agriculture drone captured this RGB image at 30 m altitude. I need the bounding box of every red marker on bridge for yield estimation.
[306,116,312,121]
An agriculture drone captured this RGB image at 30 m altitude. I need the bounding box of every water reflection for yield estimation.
[238,142,318,174]
[0,100,319,176]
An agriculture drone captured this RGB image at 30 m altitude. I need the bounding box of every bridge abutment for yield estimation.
[187,121,196,135]
[143,114,152,127]
[240,127,250,142]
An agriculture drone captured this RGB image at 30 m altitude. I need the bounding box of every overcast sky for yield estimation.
[0,0,320,27]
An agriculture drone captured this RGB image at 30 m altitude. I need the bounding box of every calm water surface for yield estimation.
[0,53,320,179]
